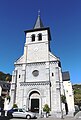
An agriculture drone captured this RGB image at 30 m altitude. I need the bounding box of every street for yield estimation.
[9,117,81,120]
[9,111,81,120]
[0,111,81,120]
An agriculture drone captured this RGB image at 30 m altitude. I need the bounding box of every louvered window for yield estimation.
[32,34,35,41]
[38,33,42,41]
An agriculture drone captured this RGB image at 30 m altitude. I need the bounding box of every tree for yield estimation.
[0,71,12,82]
[74,93,81,106]
[73,84,81,108]
[5,76,11,82]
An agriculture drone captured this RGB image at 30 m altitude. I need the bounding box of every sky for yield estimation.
[0,0,81,84]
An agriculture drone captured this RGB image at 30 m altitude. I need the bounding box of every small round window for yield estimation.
[32,70,39,77]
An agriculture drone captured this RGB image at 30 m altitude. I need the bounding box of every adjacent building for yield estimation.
[0,81,10,110]
[62,72,75,116]
[9,14,75,118]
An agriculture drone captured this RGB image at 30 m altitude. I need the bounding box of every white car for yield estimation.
[7,108,36,119]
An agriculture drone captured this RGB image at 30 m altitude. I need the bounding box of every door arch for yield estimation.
[28,91,40,113]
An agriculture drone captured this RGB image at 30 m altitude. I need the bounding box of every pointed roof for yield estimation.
[24,13,51,40]
[33,14,44,29]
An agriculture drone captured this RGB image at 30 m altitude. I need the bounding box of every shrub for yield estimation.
[43,104,50,113]
[13,103,18,108]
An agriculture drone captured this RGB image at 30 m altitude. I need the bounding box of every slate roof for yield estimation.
[62,71,70,81]
[33,15,44,29]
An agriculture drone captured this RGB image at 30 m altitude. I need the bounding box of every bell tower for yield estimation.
[24,14,51,63]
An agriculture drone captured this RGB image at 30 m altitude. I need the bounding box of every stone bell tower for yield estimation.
[24,14,51,64]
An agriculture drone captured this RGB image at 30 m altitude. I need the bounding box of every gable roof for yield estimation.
[62,71,70,81]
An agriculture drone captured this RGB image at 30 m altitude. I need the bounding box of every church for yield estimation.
[9,14,75,118]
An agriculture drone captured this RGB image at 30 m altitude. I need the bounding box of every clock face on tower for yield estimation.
[32,70,39,77]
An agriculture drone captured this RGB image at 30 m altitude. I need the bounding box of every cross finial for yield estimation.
[38,10,40,16]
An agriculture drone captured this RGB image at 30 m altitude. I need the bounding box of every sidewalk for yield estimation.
[74,111,81,119]
[37,116,75,120]
[37,111,81,120]
[9,115,76,120]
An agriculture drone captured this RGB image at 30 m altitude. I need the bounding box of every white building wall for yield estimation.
[49,62,62,117]
[16,83,51,111]
[63,81,75,116]
[26,63,49,82]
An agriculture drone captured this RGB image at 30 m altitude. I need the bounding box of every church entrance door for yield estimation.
[31,99,39,113]
[28,91,40,113]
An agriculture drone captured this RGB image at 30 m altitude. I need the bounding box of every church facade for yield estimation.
[10,15,75,118]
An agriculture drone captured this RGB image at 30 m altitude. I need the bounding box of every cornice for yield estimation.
[20,81,50,86]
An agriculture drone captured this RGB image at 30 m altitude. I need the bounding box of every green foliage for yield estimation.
[13,103,18,108]
[5,76,11,82]
[0,96,4,109]
[0,71,12,82]
[73,84,81,106]
[74,93,81,105]
[61,95,66,103]
[6,95,11,102]
[43,104,50,113]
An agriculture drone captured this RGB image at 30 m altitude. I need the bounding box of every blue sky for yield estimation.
[0,0,81,84]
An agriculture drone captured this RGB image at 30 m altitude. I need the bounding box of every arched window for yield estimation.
[32,34,35,42]
[38,33,42,41]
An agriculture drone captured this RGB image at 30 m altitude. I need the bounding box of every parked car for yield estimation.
[7,108,37,119]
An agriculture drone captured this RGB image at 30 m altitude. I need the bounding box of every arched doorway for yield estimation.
[29,91,40,113]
